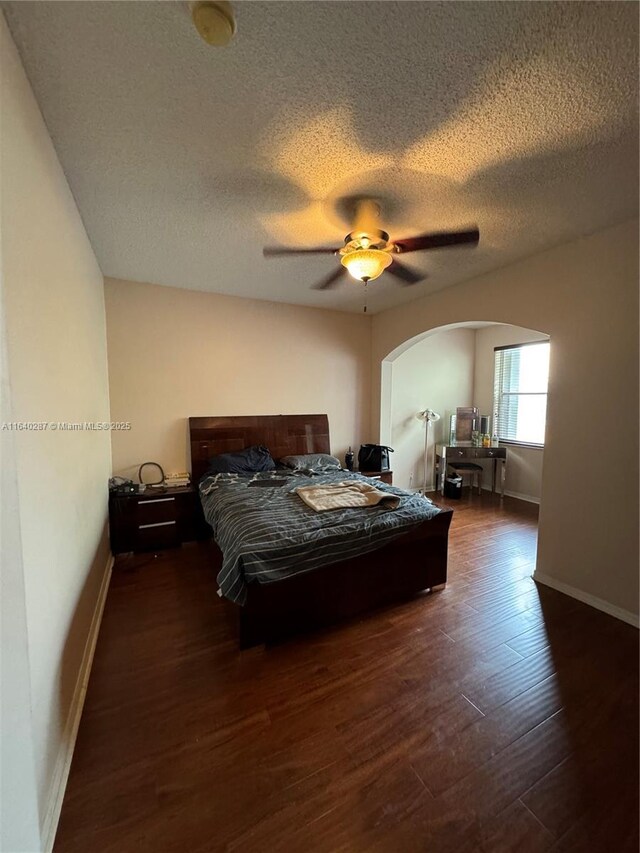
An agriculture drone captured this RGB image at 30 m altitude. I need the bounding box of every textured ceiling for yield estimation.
[4,1,638,314]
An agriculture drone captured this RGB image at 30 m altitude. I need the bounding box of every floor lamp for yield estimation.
[416,409,441,495]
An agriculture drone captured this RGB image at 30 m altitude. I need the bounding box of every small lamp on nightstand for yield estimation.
[416,409,441,495]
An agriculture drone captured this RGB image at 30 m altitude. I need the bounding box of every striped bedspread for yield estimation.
[199,470,442,605]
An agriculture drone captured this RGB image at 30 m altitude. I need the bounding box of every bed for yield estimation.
[189,414,453,647]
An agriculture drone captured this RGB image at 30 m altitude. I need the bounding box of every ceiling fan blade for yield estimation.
[387,259,424,286]
[393,228,480,254]
[312,266,348,290]
[263,246,340,257]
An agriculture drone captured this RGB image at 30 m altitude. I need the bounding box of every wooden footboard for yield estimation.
[237,506,453,648]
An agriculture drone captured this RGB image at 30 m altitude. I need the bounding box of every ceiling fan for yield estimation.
[263,199,480,291]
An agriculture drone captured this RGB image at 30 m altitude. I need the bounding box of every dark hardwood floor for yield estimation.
[55,491,639,853]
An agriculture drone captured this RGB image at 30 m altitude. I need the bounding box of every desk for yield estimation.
[435,444,507,497]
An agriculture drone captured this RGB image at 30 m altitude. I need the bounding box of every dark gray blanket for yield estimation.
[199,470,442,605]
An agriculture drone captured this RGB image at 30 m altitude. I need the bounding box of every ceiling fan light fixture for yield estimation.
[341,248,392,282]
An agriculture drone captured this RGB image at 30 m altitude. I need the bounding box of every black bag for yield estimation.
[358,444,394,472]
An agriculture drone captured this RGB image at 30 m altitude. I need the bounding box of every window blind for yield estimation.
[493,341,550,446]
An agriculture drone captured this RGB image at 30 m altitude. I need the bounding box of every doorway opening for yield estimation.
[379,321,550,505]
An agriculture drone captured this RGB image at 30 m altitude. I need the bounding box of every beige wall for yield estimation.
[474,325,548,502]
[389,329,475,491]
[1,16,112,850]
[1,288,41,851]
[372,219,639,621]
[105,278,372,477]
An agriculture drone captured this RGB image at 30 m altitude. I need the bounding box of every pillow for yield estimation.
[207,445,275,475]
[279,453,342,473]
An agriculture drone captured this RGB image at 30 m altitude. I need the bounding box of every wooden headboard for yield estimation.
[189,414,331,483]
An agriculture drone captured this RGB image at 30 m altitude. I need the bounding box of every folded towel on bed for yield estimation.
[294,480,400,512]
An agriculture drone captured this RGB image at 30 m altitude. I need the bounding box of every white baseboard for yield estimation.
[502,489,540,505]
[42,554,113,853]
[479,487,540,504]
[533,570,639,629]
[429,486,540,505]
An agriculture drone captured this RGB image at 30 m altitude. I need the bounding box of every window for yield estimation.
[493,341,550,446]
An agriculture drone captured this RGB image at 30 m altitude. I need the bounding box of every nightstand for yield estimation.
[360,470,393,485]
[108,485,209,554]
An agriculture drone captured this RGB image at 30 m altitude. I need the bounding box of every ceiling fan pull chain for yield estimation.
[363,281,368,313]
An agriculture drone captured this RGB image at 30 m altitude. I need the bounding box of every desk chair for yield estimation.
[448,462,483,495]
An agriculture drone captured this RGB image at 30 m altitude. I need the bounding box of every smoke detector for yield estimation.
[189,1,236,46]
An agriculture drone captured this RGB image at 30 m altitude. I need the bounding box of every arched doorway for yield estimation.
[379,321,550,504]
